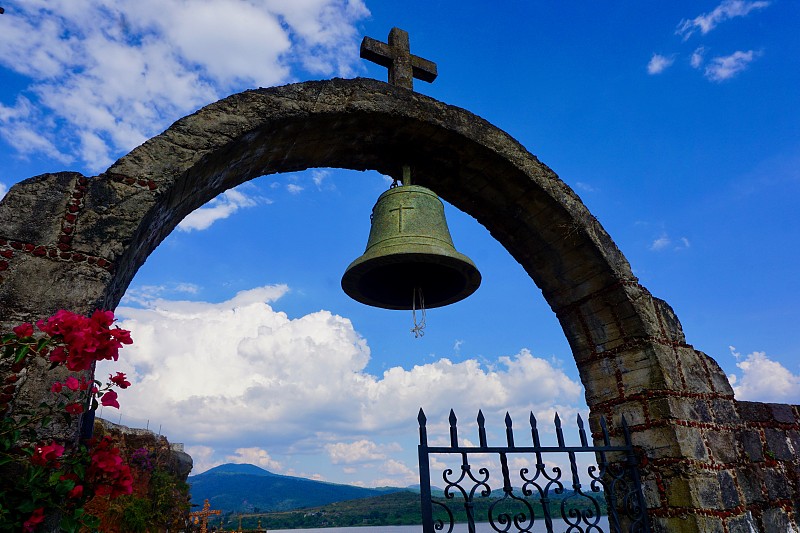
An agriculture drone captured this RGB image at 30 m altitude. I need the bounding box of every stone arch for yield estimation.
[2,77,793,531]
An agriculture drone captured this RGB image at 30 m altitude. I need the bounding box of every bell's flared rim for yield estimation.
[341,250,481,310]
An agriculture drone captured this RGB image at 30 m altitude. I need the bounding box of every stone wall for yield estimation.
[729,402,800,530]
[0,77,797,531]
[83,418,193,532]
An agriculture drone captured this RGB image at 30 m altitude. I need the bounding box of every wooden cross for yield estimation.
[360,27,437,90]
[189,499,221,533]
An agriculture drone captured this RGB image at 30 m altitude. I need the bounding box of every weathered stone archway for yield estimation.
[1,78,798,531]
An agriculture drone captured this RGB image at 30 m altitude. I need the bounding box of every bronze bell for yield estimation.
[342,181,481,310]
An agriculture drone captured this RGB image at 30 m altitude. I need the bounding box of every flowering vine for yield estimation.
[0,310,134,532]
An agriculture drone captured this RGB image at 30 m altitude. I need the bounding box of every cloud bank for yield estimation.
[100,285,584,485]
[0,0,369,171]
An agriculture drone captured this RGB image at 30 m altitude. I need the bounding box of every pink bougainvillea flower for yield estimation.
[109,372,131,389]
[65,402,83,415]
[49,346,67,364]
[87,436,133,498]
[13,322,34,338]
[100,390,120,409]
[90,438,124,472]
[112,466,134,497]
[110,327,133,345]
[67,484,84,499]
[64,376,80,391]
[37,309,133,371]
[22,507,45,532]
[51,382,63,393]
[90,309,114,327]
[31,442,65,466]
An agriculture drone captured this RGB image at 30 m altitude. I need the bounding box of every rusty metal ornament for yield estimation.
[341,178,481,312]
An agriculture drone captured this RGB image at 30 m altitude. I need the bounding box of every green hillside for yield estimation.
[227,489,608,530]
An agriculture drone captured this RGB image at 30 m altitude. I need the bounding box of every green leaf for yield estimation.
[81,512,101,529]
[35,337,50,351]
[60,514,79,533]
[13,345,30,364]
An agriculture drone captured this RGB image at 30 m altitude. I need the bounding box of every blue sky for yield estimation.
[1,1,799,488]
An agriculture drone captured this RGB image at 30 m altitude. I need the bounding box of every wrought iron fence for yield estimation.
[417,409,649,533]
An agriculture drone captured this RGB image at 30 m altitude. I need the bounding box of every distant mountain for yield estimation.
[188,463,405,514]
[200,463,278,477]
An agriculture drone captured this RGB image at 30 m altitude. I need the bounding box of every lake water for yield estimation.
[270,517,610,532]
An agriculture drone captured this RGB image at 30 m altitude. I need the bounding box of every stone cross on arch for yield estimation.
[360,27,438,90]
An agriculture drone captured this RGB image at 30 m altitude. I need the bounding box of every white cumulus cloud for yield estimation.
[225,447,283,472]
[0,0,369,171]
[325,440,398,464]
[177,187,266,232]
[676,0,770,40]
[100,285,584,484]
[728,347,800,403]
[185,445,221,474]
[704,50,759,82]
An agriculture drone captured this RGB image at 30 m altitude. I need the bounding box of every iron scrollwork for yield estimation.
[418,409,650,533]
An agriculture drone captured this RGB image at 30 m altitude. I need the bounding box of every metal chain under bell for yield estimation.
[411,287,426,338]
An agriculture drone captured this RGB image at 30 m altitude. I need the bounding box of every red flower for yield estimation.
[67,484,84,499]
[13,323,34,338]
[111,466,134,497]
[87,437,133,499]
[51,382,63,393]
[49,346,67,364]
[64,376,80,391]
[31,441,65,466]
[90,309,114,327]
[22,507,45,532]
[109,372,131,389]
[37,309,132,371]
[110,327,133,345]
[65,402,83,415]
[100,390,120,409]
